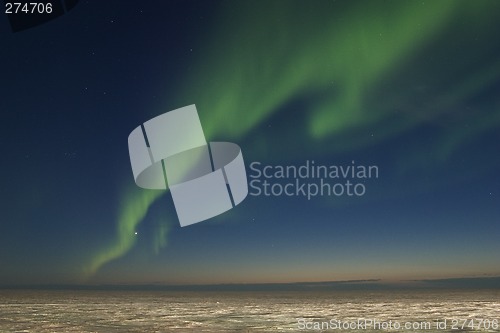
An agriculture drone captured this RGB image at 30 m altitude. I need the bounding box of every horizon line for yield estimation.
[1,276,499,291]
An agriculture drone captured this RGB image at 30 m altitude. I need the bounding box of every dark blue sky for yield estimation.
[1,0,499,286]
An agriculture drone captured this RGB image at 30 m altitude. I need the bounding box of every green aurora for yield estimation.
[83,0,500,278]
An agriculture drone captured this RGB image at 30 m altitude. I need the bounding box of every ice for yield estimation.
[0,290,498,332]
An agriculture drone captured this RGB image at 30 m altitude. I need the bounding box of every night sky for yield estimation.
[1,0,499,286]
